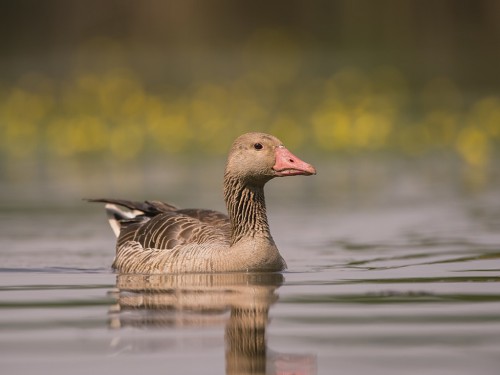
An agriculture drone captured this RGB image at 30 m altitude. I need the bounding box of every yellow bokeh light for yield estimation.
[269,116,304,150]
[109,123,144,160]
[0,43,497,173]
[455,126,490,167]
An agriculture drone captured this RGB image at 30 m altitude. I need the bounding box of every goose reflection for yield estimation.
[108,272,316,375]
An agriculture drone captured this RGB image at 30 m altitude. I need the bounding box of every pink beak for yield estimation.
[273,147,317,177]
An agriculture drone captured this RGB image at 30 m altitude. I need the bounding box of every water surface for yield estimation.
[1,159,499,374]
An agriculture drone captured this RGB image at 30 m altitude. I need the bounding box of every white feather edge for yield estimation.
[104,203,144,237]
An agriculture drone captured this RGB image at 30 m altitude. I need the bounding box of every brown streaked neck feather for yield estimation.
[223,173,272,245]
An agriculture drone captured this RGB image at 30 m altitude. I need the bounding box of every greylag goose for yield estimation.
[90,132,316,274]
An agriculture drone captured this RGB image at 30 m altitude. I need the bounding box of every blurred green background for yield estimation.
[1,0,499,205]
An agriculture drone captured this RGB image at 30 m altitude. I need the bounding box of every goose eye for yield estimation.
[253,143,263,150]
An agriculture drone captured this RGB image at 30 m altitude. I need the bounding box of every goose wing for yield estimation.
[118,211,230,250]
[88,198,231,250]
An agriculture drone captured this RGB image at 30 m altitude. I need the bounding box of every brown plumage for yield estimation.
[89,132,316,274]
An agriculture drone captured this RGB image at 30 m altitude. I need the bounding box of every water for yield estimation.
[1,159,499,375]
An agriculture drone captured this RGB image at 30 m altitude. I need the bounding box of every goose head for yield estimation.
[225,132,316,186]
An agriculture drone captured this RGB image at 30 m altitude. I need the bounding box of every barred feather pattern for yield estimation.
[117,212,230,251]
[112,241,234,273]
[112,209,233,273]
[223,175,272,246]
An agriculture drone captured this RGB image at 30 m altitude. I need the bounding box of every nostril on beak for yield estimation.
[289,158,294,163]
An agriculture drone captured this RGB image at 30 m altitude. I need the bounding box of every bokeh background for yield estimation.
[1,0,499,206]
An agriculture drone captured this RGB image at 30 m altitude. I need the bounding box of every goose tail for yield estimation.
[86,198,178,237]
[104,203,144,237]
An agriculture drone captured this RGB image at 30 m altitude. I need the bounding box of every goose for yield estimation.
[90,132,316,273]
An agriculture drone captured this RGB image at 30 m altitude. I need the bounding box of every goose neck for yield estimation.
[223,174,271,245]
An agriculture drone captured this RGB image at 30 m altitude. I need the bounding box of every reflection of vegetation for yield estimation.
[1,36,498,170]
